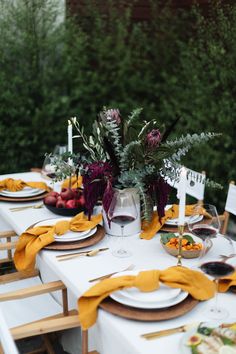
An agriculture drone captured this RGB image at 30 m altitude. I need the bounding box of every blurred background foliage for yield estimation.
[0,0,235,210]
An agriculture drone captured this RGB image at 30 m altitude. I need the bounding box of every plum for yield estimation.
[56,198,66,208]
[47,191,59,198]
[65,199,77,209]
[60,188,74,200]
[44,195,57,206]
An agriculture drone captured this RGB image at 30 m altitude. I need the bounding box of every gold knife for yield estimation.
[141,323,199,340]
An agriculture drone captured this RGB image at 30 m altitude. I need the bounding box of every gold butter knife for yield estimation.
[141,323,199,340]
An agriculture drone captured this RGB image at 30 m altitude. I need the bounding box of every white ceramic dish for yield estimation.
[110,270,188,309]
[165,214,203,226]
[110,288,188,309]
[0,187,44,198]
[35,218,97,242]
[54,228,97,242]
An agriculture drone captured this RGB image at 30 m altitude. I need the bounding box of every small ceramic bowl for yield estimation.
[161,242,201,259]
[160,234,203,259]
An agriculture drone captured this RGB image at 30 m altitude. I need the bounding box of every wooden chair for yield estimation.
[0,307,19,354]
[220,181,236,235]
[0,229,17,266]
[0,233,99,354]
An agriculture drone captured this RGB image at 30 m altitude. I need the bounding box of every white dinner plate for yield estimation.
[35,218,97,243]
[54,228,97,243]
[110,288,188,309]
[110,270,188,309]
[0,187,44,198]
[165,214,203,226]
[116,271,181,303]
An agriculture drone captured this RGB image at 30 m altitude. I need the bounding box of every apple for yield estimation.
[44,195,57,206]
[56,198,66,208]
[60,188,74,200]
[65,199,77,209]
[77,195,85,207]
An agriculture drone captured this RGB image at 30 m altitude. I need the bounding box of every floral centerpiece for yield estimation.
[68,108,219,226]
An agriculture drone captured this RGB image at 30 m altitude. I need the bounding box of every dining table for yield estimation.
[0,171,236,354]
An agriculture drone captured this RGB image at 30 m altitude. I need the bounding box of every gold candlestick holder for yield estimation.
[177,224,185,266]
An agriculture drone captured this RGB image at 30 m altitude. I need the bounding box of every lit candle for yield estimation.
[178,167,187,226]
[67,120,73,155]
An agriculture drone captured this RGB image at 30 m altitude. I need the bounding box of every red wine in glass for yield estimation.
[191,224,217,239]
[110,215,136,227]
[200,261,235,278]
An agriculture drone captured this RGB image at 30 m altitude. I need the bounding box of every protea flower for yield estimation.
[100,108,121,125]
[146,129,162,148]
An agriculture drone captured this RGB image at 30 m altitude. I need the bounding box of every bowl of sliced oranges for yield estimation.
[160,233,203,259]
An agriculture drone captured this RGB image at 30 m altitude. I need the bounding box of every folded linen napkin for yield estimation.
[14,212,102,272]
[0,178,50,192]
[141,204,206,240]
[78,266,215,330]
[61,175,83,189]
[218,272,236,293]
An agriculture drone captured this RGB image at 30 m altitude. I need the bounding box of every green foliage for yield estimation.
[0,0,235,210]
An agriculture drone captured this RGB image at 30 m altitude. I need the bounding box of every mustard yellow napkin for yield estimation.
[218,272,236,293]
[78,266,215,330]
[14,212,102,271]
[61,175,83,189]
[0,178,50,192]
[141,204,205,240]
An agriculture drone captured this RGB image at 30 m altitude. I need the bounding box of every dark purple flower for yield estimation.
[149,177,170,220]
[146,129,162,148]
[82,161,113,219]
[101,109,121,125]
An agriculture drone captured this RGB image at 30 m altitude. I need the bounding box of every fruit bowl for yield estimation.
[160,233,203,259]
[43,188,85,217]
[43,201,85,216]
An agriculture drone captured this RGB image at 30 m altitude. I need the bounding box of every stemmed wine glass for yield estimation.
[108,191,138,258]
[41,155,56,180]
[198,233,235,320]
[187,204,221,240]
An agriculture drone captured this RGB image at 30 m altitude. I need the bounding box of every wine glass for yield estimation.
[41,155,57,191]
[53,145,67,156]
[198,233,235,319]
[108,191,138,258]
[41,155,56,180]
[187,204,221,240]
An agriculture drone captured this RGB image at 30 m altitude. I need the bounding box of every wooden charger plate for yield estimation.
[44,224,105,251]
[100,294,198,321]
[0,190,50,202]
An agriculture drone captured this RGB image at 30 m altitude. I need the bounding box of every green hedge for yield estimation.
[0,0,235,210]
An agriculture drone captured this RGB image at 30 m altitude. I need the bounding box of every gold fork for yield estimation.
[10,204,44,212]
[89,264,135,282]
[57,248,109,261]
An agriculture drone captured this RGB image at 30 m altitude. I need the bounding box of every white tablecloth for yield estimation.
[0,172,236,354]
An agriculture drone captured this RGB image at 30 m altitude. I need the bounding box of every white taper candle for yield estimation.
[177,167,187,226]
